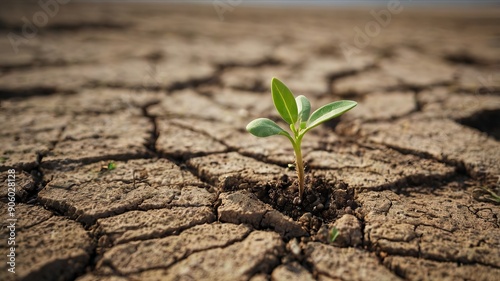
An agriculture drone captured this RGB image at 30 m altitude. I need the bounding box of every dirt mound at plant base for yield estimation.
[256,174,357,226]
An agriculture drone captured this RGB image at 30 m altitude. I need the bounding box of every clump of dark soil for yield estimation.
[252,173,357,225]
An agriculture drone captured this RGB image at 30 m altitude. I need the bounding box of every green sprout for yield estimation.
[246,77,357,200]
[99,161,117,173]
[107,161,117,171]
[486,189,500,203]
[472,176,500,204]
[329,227,340,243]
[473,186,500,203]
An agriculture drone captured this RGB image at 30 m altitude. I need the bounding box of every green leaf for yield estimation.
[246,118,290,138]
[480,186,500,203]
[306,100,357,131]
[271,77,298,125]
[296,95,311,129]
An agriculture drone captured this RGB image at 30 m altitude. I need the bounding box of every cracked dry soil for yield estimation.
[1,2,500,281]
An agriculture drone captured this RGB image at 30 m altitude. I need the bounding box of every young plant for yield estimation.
[246,77,357,200]
[329,226,340,243]
[477,186,500,204]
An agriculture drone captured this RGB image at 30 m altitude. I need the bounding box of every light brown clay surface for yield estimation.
[0,2,499,281]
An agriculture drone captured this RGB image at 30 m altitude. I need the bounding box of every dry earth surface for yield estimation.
[0,2,499,281]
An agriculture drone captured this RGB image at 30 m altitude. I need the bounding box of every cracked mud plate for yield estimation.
[1,2,499,281]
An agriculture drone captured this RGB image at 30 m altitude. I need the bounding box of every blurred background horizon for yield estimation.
[3,0,500,6]
[72,0,500,5]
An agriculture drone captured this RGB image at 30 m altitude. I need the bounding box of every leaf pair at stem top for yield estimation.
[246,77,357,200]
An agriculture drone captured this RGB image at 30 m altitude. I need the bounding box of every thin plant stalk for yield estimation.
[292,138,305,199]
[288,124,306,199]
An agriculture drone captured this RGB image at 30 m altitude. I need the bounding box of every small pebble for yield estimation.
[311,216,322,231]
[288,239,301,256]
[315,203,324,211]
[293,197,302,205]
[277,195,285,207]
[280,174,289,183]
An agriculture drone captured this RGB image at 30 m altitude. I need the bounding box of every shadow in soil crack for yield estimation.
[456,109,500,141]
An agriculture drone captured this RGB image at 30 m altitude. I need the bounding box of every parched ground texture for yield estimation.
[1,2,500,281]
